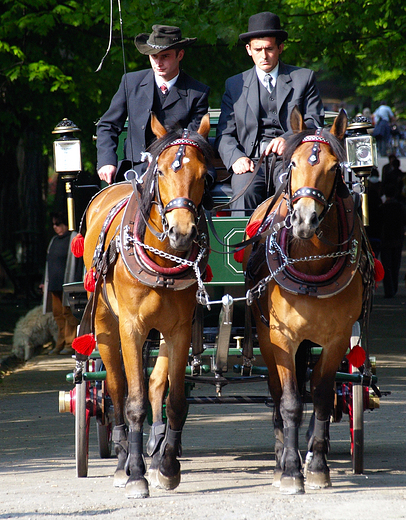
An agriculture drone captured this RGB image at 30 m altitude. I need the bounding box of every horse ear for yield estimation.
[197,113,210,139]
[330,109,348,140]
[151,113,167,139]
[290,105,307,134]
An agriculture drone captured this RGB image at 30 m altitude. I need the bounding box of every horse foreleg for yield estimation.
[156,331,190,491]
[94,306,128,488]
[305,347,343,489]
[146,337,169,488]
[121,330,149,499]
[256,322,284,487]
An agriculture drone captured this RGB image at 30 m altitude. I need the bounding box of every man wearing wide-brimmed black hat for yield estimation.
[215,12,324,214]
[97,25,210,184]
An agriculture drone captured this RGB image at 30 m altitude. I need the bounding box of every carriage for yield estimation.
[59,108,383,495]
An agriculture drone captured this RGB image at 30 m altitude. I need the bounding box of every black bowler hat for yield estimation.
[135,24,196,55]
[239,12,288,43]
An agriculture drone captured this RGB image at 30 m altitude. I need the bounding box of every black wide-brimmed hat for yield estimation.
[239,12,288,43]
[135,24,197,55]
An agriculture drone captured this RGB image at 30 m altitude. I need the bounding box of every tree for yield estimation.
[1,0,405,293]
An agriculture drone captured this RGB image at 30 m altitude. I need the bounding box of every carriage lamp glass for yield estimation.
[345,135,377,170]
[52,118,82,173]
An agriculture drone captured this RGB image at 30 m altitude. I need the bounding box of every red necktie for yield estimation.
[160,84,168,95]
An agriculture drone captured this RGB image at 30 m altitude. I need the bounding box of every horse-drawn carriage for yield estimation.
[59,108,382,496]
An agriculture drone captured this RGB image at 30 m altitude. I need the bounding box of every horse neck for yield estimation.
[289,204,340,275]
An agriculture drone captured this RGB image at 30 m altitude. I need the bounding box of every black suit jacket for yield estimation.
[215,62,324,171]
[97,69,210,175]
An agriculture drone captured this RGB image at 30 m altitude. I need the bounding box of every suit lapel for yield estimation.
[275,61,292,114]
[162,70,185,109]
[139,69,155,109]
[244,67,260,121]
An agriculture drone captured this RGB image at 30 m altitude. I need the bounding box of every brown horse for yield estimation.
[82,114,211,498]
[244,107,372,494]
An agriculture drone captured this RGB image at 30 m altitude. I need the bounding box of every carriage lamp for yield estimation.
[345,117,377,227]
[52,118,82,230]
[345,117,377,176]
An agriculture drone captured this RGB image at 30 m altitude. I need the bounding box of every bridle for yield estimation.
[286,128,340,224]
[139,129,205,242]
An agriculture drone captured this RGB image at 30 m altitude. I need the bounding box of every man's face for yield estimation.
[246,37,284,73]
[149,48,184,81]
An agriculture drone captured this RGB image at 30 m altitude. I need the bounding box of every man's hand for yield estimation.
[98,165,117,184]
[232,157,255,175]
[265,137,287,157]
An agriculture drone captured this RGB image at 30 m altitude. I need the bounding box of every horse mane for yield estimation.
[136,126,213,240]
[283,127,346,168]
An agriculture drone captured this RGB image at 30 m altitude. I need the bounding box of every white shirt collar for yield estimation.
[155,73,179,92]
[256,63,279,90]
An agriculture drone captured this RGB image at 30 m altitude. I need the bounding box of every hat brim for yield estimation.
[239,29,288,43]
[135,34,197,55]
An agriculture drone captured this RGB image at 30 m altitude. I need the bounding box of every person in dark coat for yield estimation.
[42,212,83,355]
[215,12,324,214]
[96,24,210,184]
[379,184,406,298]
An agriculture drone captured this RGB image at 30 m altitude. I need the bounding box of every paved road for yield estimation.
[1,255,406,519]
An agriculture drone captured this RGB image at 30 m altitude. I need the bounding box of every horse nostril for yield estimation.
[291,210,298,224]
[310,212,319,228]
[190,225,198,241]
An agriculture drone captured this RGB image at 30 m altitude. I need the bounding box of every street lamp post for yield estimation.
[52,118,82,231]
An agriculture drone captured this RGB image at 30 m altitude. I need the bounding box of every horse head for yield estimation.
[287,106,347,240]
[147,114,211,252]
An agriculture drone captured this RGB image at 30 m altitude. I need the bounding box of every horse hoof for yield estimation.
[113,470,128,488]
[306,470,332,489]
[279,475,305,495]
[125,477,149,499]
[157,469,181,490]
[272,469,282,487]
[147,468,160,488]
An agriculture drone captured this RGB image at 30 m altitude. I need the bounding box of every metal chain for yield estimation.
[247,232,357,304]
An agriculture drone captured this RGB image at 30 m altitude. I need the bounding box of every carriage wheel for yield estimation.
[350,322,364,474]
[97,419,113,458]
[75,381,89,477]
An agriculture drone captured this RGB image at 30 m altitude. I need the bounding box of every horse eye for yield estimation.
[157,168,164,177]
[291,161,296,168]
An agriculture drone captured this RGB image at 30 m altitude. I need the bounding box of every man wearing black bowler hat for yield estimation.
[97,24,210,184]
[215,12,324,214]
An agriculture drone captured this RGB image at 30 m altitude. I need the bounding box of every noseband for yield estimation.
[151,129,204,239]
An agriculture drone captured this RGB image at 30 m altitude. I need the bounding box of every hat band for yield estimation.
[147,39,180,49]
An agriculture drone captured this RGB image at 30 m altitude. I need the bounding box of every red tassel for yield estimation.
[233,248,245,263]
[84,269,96,292]
[204,264,213,283]
[246,220,262,238]
[374,258,384,283]
[72,334,96,356]
[346,344,366,368]
[71,233,85,258]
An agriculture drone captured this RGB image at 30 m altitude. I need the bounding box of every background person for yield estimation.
[41,212,83,355]
[215,11,324,214]
[96,24,210,184]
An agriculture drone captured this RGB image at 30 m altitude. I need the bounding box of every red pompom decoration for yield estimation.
[374,258,385,283]
[246,220,262,238]
[346,344,366,368]
[233,248,245,263]
[71,233,85,258]
[84,269,96,292]
[204,265,213,283]
[72,334,96,356]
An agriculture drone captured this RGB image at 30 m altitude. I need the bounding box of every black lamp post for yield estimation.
[52,118,82,231]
